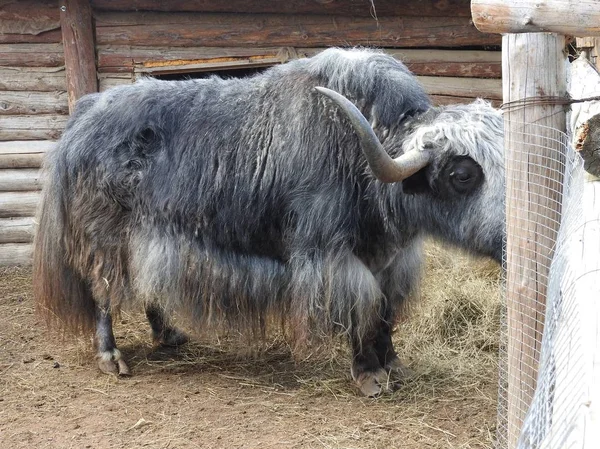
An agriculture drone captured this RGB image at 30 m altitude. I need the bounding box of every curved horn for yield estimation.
[314,86,432,183]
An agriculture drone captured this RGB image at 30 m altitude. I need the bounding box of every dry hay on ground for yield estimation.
[0,242,502,449]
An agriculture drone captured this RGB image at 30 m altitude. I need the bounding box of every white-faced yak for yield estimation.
[34,48,504,396]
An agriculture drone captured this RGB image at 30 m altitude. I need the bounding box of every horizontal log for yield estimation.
[0,191,40,218]
[0,243,32,266]
[98,45,502,78]
[471,0,600,36]
[94,12,501,48]
[417,76,502,100]
[0,43,65,67]
[0,0,59,35]
[0,30,63,44]
[0,139,54,169]
[0,153,45,169]
[98,45,299,72]
[0,67,67,92]
[0,169,44,191]
[429,95,502,108]
[0,140,55,155]
[91,0,473,17]
[0,217,35,244]
[0,115,68,141]
[0,91,69,115]
[98,73,134,91]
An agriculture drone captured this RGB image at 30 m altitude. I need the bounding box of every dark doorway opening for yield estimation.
[149,65,272,81]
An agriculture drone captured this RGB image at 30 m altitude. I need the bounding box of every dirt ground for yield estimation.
[0,246,501,449]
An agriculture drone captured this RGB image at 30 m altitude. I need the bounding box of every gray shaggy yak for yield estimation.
[34,48,504,396]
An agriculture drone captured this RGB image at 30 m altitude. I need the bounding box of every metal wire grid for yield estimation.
[496,120,585,449]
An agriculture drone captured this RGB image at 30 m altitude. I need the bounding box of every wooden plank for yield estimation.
[98,72,133,91]
[0,115,68,141]
[97,45,502,78]
[0,217,35,244]
[502,33,567,448]
[0,91,69,115]
[0,67,66,92]
[0,0,59,35]
[91,0,473,17]
[0,169,44,191]
[0,191,40,218]
[429,95,502,107]
[0,43,65,67]
[472,0,600,36]
[0,30,62,44]
[417,76,502,100]
[94,12,501,48]
[0,140,56,155]
[97,45,298,72]
[0,243,32,266]
[60,0,98,112]
[0,153,45,169]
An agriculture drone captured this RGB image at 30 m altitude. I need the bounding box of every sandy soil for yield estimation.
[0,252,500,449]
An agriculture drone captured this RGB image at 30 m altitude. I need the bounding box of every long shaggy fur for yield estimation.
[33,48,504,345]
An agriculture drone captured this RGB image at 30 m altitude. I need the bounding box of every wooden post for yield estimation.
[59,0,98,113]
[502,33,567,447]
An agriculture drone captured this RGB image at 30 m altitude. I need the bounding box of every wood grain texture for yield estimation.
[0,169,44,191]
[0,217,35,244]
[472,0,600,36]
[0,0,60,35]
[91,0,473,17]
[0,30,62,44]
[0,91,69,115]
[0,43,65,67]
[417,76,502,100]
[97,45,502,78]
[0,243,32,266]
[0,115,68,141]
[502,33,567,448]
[60,0,98,112]
[0,191,40,218]
[94,11,501,48]
[0,67,67,92]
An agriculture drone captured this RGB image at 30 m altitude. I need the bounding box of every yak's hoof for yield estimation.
[386,357,415,381]
[97,349,131,376]
[354,368,393,397]
[153,328,189,348]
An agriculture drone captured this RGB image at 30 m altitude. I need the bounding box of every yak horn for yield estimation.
[315,86,432,183]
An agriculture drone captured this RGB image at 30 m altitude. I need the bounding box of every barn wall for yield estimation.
[92,0,503,104]
[0,0,67,265]
[0,0,503,266]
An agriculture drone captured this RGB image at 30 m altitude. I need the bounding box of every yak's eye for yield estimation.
[451,168,472,183]
[445,156,483,195]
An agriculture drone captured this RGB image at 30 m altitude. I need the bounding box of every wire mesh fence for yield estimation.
[496,115,599,448]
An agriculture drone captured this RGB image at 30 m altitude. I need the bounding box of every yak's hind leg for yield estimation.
[95,304,131,376]
[145,303,189,347]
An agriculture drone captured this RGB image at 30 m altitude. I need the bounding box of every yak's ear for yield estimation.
[401,167,430,194]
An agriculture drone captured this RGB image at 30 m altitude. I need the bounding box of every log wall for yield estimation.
[0,0,503,266]
[0,1,65,265]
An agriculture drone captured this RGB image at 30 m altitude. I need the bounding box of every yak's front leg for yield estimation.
[350,331,393,397]
[372,319,413,379]
[95,304,131,376]
[145,303,189,347]
[372,242,423,381]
